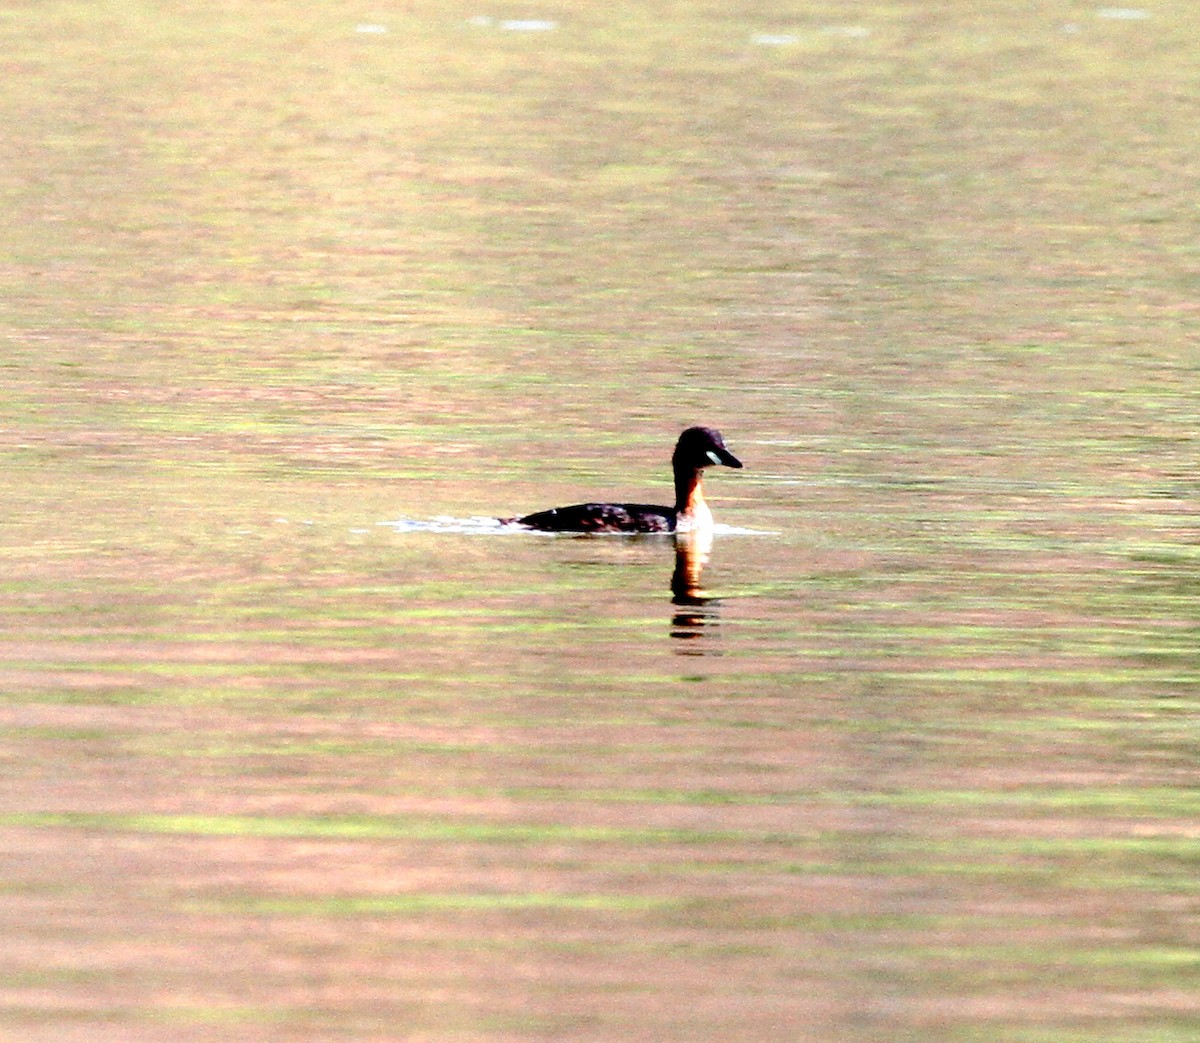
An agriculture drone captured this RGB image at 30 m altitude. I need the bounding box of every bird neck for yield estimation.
[674,468,711,530]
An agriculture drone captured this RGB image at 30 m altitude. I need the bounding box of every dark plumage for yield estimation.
[516,502,676,533]
[508,427,743,534]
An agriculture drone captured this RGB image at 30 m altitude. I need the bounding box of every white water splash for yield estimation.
[378,517,774,537]
[711,524,777,536]
[378,516,512,535]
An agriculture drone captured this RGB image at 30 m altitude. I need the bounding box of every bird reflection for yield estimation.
[670,529,723,652]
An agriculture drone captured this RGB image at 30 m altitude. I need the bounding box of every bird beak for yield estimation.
[706,448,743,469]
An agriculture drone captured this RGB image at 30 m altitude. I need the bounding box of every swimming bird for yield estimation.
[509,426,743,533]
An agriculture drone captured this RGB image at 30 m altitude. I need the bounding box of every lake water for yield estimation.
[1,4,1197,1042]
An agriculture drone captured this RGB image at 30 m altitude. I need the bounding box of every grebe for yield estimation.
[509,426,743,533]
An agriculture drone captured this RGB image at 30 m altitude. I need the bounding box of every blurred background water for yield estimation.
[1,3,1197,1042]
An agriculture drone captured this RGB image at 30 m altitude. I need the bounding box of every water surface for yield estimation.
[1,4,1197,1042]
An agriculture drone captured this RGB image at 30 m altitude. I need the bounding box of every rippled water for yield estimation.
[1,4,1197,1043]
